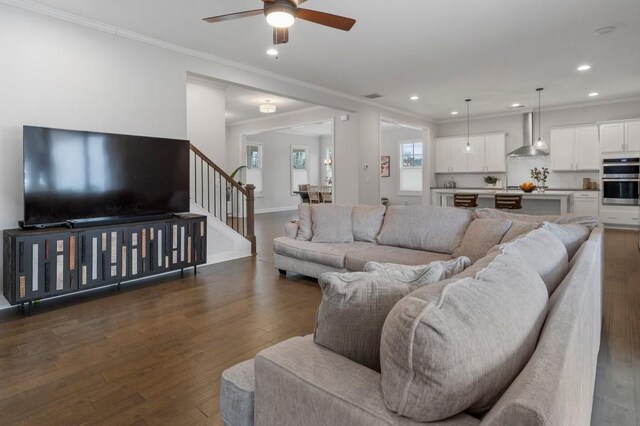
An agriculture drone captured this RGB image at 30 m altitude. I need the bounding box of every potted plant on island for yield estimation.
[484,175,499,187]
[530,167,550,193]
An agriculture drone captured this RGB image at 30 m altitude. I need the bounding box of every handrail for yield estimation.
[189,144,248,195]
[189,144,256,254]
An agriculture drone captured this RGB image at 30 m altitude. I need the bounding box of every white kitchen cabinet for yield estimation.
[484,134,506,172]
[574,126,600,170]
[550,125,599,171]
[600,122,626,153]
[626,121,640,151]
[434,133,506,174]
[600,207,640,227]
[450,138,468,172]
[572,192,599,216]
[466,136,486,172]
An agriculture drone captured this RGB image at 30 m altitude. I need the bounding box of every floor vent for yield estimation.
[364,93,384,99]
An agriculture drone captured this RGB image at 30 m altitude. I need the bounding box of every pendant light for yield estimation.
[259,99,276,114]
[465,99,472,152]
[533,88,548,150]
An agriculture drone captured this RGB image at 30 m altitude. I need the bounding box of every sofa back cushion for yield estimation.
[380,252,548,422]
[541,222,590,259]
[500,219,540,243]
[311,205,354,243]
[352,205,387,242]
[376,206,473,254]
[474,208,558,223]
[296,204,313,241]
[314,258,471,372]
[452,218,512,262]
[496,228,569,295]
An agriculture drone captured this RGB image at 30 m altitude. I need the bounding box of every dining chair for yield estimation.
[320,186,332,203]
[495,194,523,210]
[308,185,321,204]
[453,193,479,208]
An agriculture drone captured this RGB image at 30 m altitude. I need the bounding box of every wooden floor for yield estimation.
[0,213,637,425]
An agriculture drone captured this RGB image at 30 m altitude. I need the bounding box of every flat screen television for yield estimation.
[23,126,190,227]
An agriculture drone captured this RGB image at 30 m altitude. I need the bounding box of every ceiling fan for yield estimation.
[203,0,356,45]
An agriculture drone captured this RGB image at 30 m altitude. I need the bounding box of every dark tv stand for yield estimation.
[3,214,207,314]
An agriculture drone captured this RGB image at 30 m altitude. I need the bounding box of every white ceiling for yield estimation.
[276,121,332,137]
[26,0,640,120]
[225,86,314,124]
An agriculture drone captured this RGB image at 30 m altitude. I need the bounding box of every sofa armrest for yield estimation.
[284,221,299,239]
[254,335,479,426]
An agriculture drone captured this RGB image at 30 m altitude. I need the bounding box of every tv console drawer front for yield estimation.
[79,228,126,288]
[13,233,75,303]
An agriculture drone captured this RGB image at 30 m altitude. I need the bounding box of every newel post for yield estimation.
[245,184,257,254]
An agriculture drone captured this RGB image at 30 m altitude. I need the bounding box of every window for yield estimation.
[244,144,263,195]
[399,140,423,193]
[291,145,309,194]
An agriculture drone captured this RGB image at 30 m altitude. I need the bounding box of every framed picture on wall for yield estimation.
[381,155,390,177]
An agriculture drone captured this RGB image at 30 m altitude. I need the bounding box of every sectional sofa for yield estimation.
[220,205,602,425]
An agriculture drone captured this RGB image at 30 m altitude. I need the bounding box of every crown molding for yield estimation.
[226,106,328,128]
[1,0,429,123]
[436,96,640,124]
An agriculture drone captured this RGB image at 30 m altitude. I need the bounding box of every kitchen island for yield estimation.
[432,188,575,215]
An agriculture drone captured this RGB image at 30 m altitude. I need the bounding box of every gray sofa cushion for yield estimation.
[500,219,540,243]
[314,258,471,372]
[376,206,473,254]
[452,218,512,262]
[554,214,599,230]
[352,205,387,242]
[296,204,313,241]
[496,228,569,295]
[380,252,549,422]
[273,237,372,269]
[311,205,354,243]
[541,222,590,259]
[474,208,558,223]
[220,359,255,426]
[363,257,470,278]
[345,245,453,272]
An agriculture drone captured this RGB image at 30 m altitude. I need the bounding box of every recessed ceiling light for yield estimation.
[577,64,591,71]
[512,103,521,107]
[266,48,279,56]
[410,95,419,101]
[588,92,599,97]
[451,111,458,115]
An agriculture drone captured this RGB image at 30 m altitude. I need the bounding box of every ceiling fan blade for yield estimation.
[203,9,263,23]
[296,9,356,31]
[273,27,289,45]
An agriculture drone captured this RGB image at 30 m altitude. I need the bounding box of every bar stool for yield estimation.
[495,194,523,210]
[454,193,479,208]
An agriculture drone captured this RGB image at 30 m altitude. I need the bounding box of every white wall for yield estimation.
[186,80,227,169]
[435,99,640,189]
[380,126,425,206]
[245,131,321,212]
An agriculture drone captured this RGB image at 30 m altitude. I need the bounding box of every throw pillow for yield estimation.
[380,253,548,422]
[364,256,471,280]
[311,205,354,243]
[500,219,540,243]
[555,214,599,230]
[296,204,313,241]
[542,222,590,259]
[314,258,470,372]
[376,206,473,254]
[452,219,512,262]
[352,205,387,242]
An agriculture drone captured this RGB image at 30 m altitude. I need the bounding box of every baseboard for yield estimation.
[255,206,298,214]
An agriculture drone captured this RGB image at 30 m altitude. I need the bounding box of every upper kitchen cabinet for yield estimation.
[550,125,599,171]
[600,120,640,153]
[434,133,506,174]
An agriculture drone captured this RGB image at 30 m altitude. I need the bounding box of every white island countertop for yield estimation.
[431,188,576,214]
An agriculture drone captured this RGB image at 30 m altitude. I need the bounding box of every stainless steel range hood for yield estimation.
[507,112,549,157]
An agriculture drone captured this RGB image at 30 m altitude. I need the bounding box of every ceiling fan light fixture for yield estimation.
[266,7,296,28]
[260,100,277,114]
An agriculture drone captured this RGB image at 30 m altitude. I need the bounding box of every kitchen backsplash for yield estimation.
[435,156,599,189]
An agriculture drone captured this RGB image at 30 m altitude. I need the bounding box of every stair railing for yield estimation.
[189,144,256,254]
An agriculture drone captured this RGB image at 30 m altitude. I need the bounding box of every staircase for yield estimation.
[189,144,256,262]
